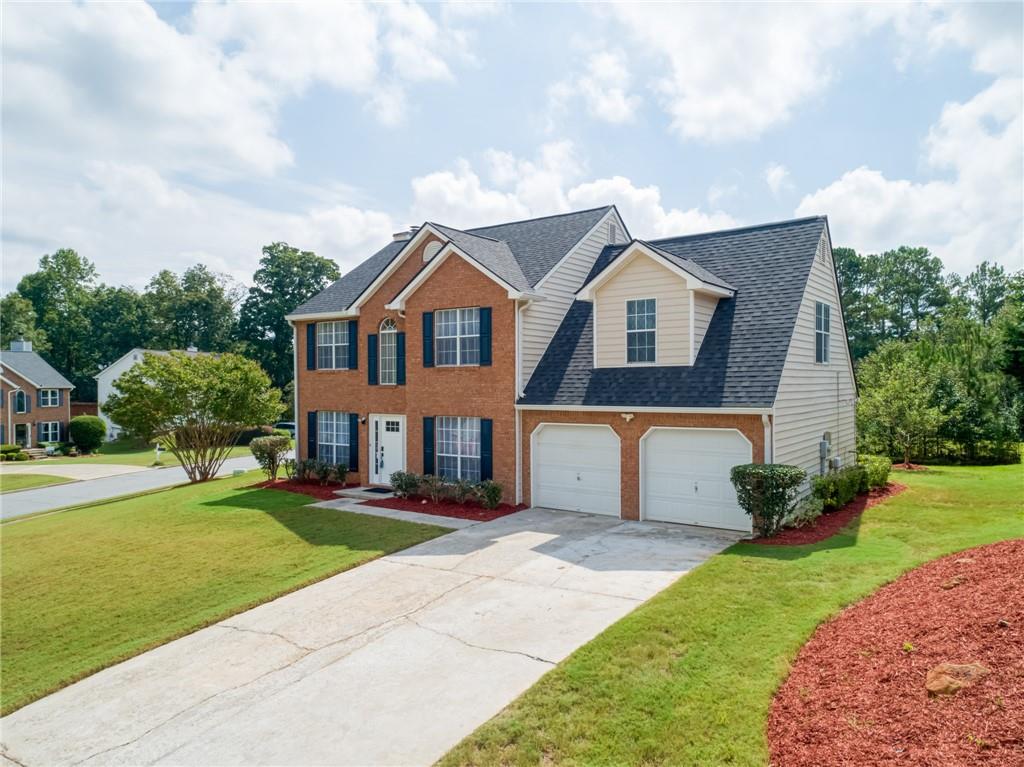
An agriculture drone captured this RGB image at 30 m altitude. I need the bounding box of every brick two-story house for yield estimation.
[0,339,75,448]
[288,207,856,533]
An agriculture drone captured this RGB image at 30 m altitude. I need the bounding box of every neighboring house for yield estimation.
[96,347,201,440]
[288,207,856,533]
[0,339,75,448]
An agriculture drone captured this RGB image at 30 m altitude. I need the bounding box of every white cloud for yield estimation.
[764,163,792,197]
[797,78,1023,274]
[410,143,735,239]
[548,47,640,128]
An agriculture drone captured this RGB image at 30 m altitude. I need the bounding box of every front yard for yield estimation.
[39,440,253,467]
[0,472,448,715]
[441,464,1024,766]
[0,474,70,493]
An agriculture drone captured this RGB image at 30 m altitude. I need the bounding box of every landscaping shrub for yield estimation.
[249,435,291,481]
[331,462,349,482]
[314,459,336,485]
[788,497,824,529]
[421,474,447,503]
[282,458,296,480]
[234,425,274,446]
[475,479,503,510]
[730,464,807,538]
[0,444,20,456]
[812,465,868,511]
[271,428,292,439]
[450,479,476,505]
[861,455,892,489]
[390,471,421,499]
[68,416,105,454]
[13,451,29,461]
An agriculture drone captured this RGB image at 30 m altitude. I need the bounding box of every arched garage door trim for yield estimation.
[531,423,621,516]
[639,426,753,531]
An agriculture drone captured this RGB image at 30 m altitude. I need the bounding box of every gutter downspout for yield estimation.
[290,321,299,459]
[762,414,773,464]
[514,301,525,505]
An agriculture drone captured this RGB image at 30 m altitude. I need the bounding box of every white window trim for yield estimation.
[317,411,350,465]
[14,391,28,414]
[379,318,398,385]
[625,297,657,366]
[40,421,60,442]
[40,388,59,407]
[434,307,481,367]
[815,301,831,365]
[317,320,350,370]
[436,416,482,482]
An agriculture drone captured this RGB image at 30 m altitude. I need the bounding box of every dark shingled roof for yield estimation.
[0,351,74,389]
[289,206,615,317]
[520,216,828,409]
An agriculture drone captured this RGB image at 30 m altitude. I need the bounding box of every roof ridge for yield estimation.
[428,222,503,243]
[647,215,826,245]
[465,205,612,233]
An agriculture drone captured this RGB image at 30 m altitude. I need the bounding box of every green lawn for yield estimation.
[441,464,1024,767]
[0,472,448,715]
[40,441,252,467]
[0,473,71,493]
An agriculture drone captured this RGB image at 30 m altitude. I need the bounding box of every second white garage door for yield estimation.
[642,428,752,531]
[532,424,620,516]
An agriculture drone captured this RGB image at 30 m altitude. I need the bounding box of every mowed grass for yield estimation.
[41,441,252,467]
[441,464,1024,767]
[0,472,448,715]
[0,473,70,493]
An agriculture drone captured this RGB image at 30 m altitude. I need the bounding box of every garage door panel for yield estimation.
[642,429,751,531]
[534,425,620,517]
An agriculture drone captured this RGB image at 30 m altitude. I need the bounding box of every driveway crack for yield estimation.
[215,624,317,653]
[406,616,555,666]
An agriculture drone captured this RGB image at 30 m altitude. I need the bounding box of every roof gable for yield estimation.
[576,240,734,299]
[0,351,75,389]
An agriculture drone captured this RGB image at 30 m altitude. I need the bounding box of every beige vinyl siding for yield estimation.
[594,255,690,367]
[692,292,719,360]
[519,212,623,389]
[773,232,857,486]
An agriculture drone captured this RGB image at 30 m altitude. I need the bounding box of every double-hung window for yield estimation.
[317,411,350,465]
[379,318,397,384]
[626,298,657,363]
[40,421,60,442]
[317,321,349,370]
[815,302,831,364]
[14,391,27,413]
[39,389,59,407]
[436,416,481,482]
[435,308,479,366]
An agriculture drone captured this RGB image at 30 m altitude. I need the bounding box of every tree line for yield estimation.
[1,244,339,401]
[836,247,1023,464]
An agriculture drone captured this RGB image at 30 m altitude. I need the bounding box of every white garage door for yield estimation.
[642,428,751,531]
[533,424,620,516]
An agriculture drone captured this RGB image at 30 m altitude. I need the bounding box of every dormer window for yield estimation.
[626,298,656,364]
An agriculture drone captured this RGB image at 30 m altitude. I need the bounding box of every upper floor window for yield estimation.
[379,318,397,385]
[436,416,481,482]
[317,411,350,465]
[40,389,59,407]
[317,321,349,370]
[435,307,479,366]
[14,391,28,413]
[626,298,657,364]
[815,302,831,364]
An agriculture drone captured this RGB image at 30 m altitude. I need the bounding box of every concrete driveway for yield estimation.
[0,508,741,767]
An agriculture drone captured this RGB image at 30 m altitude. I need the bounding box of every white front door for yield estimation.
[370,415,406,485]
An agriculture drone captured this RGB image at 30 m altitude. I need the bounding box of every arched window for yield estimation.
[14,390,28,414]
[379,318,398,385]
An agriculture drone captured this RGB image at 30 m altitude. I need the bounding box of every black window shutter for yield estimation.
[37,422,43,443]
[396,332,406,385]
[422,312,434,367]
[306,411,317,459]
[423,417,435,475]
[367,334,378,385]
[479,307,492,366]
[306,323,317,370]
[59,421,66,442]
[26,394,31,413]
[480,418,493,480]
[347,320,358,369]
[348,413,359,471]
[59,389,65,407]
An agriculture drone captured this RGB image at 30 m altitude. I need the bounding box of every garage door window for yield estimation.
[436,416,480,481]
[626,298,656,363]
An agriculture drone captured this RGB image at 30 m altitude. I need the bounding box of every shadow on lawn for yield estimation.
[728,513,865,561]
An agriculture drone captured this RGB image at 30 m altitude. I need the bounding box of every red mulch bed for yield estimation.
[360,495,527,522]
[751,483,908,546]
[769,539,1024,766]
[252,479,358,501]
[893,462,929,471]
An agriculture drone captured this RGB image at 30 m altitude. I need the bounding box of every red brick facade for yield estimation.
[0,366,73,447]
[295,234,518,497]
[520,409,766,520]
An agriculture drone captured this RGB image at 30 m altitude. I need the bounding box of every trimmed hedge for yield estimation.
[69,416,105,454]
[388,471,505,509]
[730,463,807,537]
[250,435,291,481]
[812,464,868,511]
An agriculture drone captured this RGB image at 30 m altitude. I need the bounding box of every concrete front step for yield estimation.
[335,486,395,501]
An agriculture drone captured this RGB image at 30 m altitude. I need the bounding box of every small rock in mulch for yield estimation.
[925,662,990,696]
[768,539,1024,766]
[360,495,527,522]
[751,483,907,547]
[941,574,967,590]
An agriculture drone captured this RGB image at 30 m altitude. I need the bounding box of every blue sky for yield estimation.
[3,2,1021,293]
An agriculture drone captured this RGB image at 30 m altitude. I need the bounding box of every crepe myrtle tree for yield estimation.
[104,351,283,482]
